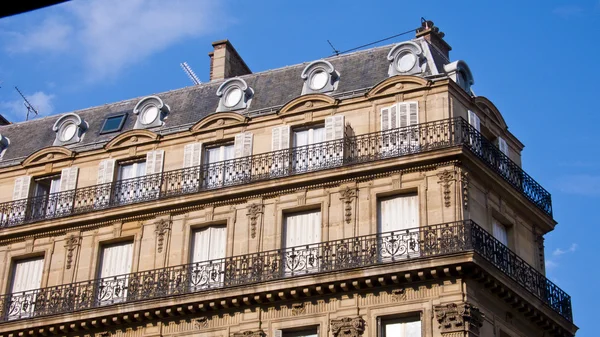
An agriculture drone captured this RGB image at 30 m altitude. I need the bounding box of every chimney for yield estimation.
[415,20,452,59]
[208,40,252,81]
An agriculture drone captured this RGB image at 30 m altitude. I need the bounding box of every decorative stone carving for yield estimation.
[534,227,545,271]
[434,302,483,336]
[331,317,366,337]
[64,234,80,270]
[247,203,263,239]
[194,317,208,329]
[291,302,305,315]
[339,187,358,224]
[232,330,265,337]
[437,169,455,208]
[155,219,172,253]
[391,288,406,301]
[461,171,469,209]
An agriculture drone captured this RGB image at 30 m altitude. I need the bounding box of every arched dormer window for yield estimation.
[444,60,474,95]
[52,113,87,146]
[216,78,253,112]
[0,134,9,160]
[133,96,170,129]
[301,60,339,95]
[387,41,427,77]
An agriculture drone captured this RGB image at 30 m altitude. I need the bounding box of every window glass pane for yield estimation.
[102,115,125,133]
[206,147,221,164]
[294,129,309,147]
[223,144,235,161]
[136,161,146,177]
[383,319,421,337]
[118,163,135,180]
[312,127,325,144]
[283,329,318,337]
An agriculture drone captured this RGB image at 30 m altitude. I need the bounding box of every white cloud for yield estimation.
[0,91,56,122]
[555,174,600,196]
[3,0,226,82]
[552,243,577,257]
[545,259,558,270]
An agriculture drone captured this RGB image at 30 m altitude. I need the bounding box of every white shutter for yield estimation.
[381,107,390,131]
[12,176,31,200]
[191,226,227,263]
[59,167,79,192]
[97,160,115,184]
[498,137,509,156]
[493,220,508,246]
[98,241,133,279]
[284,210,321,248]
[271,126,290,151]
[234,132,254,158]
[145,150,164,175]
[10,257,44,293]
[468,110,481,132]
[408,102,419,126]
[325,115,345,141]
[398,103,409,127]
[183,143,203,168]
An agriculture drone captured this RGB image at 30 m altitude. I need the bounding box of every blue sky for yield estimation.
[0,0,597,334]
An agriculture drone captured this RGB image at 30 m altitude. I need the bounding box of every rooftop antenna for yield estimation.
[14,86,38,121]
[180,62,201,85]
[327,40,340,56]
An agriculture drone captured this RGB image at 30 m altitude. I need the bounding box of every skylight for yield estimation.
[101,114,127,134]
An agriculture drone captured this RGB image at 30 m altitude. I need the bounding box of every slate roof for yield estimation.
[0,37,456,167]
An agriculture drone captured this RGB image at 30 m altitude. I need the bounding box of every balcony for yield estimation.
[0,117,552,230]
[0,220,571,323]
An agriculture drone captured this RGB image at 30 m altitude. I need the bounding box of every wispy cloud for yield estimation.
[555,174,600,196]
[0,91,56,121]
[553,5,584,18]
[545,259,559,270]
[2,0,226,82]
[552,243,577,257]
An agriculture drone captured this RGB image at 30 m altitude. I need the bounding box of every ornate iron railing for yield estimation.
[0,118,552,229]
[0,220,571,323]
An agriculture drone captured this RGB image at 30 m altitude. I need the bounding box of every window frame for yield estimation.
[203,142,235,165]
[377,314,422,337]
[100,113,127,135]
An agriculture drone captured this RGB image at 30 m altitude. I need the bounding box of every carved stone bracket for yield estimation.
[155,219,172,253]
[339,187,358,224]
[331,317,366,337]
[64,234,81,270]
[232,330,265,337]
[291,302,305,315]
[460,171,469,209]
[434,302,484,336]
[194,317,208,329]
[247,203,263,239]
[391,288,406,301]
[534,227,545,271]
[437,169,455,208]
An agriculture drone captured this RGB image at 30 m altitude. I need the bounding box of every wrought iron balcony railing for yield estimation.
[0,117,552,229]
[0,220,571,323]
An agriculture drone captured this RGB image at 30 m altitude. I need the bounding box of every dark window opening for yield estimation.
[101,114,127,134]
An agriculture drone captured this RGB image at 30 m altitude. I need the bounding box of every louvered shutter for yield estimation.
[272,126,291,151]
[325,115,345,141]
[381,107,391,131]
[498,137,509,156]
[12,176,31,200]
[398,103,409,127]
[59,167,79,191]
[183,143,203,168]
[97,160,115,184]
[234,132,253,158]
[408,102,418,126]
[145,150,164,175]
[468,110,481,132]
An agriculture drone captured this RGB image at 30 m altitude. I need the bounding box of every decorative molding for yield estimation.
[194,317,208,329]
[25,239,34,254]
[291,303,305,316]
[205,207,214,221]
[534,227,545,271]
[191,112,247,133]
[155,219,172,253]
[22,146,75,167]
[331,317,366,337]
[339,187,358,224]
[437,169,455,208]
[279,94,338,116]
[392,178,401,189]
[232,330,265,337]
[367,75,431,98]
[64,234,80,269]
[105,129,160,150]
[391,288,406,301]
[297,193,306,206]
[460,170,469,209]
[246,203,263,239]
[434,302,484,336]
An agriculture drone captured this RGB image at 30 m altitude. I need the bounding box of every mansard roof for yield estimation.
[0,37,457,167]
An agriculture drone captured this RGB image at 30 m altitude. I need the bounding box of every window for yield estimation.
[387,41,425,76]
[26,167,79,218]
[52,113,86,146]
[97,241,133,304]
[0,134,9,160]
[378,317,421,337]
[301,60,339,95]
[378,194,419,259]
[275,327,319,337]
[133,96,169,130]
[190,226,227,289]
[293,125,325,171]
[203,143,234,188]
[216,78,253,112]
[100,114,127,134]
[31,174,61,218]
[467,110,482,153]
[9,257,44,319]
[283,209,321,274]
[492,218,508,246]
[380,102,419,156]
[112,151,164,204]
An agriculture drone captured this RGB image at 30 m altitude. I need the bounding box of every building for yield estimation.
[0,20,577,337]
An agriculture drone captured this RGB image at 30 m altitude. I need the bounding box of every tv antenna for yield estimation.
[15,86,38,121]
[327,40,340,56]
[180,62,201,85]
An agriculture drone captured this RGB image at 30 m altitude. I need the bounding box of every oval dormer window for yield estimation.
[397,52,417,73]
[216,78,253,112]
[387,41,425,77]
[133,96,170,129]
[52,113,87,146]
[301,60,339,95]
[309,70,329,90]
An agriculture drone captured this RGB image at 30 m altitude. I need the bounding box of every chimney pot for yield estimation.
[208,40,252,81]
[416,20,452,59]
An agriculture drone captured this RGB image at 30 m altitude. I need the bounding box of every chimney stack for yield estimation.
[415,20,452,60]
[208,40,252,81]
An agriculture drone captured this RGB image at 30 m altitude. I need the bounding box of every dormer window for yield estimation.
[301,60,339,95]
[387,41,426,76]
[0,134,9,160]
[216,78,253,112]
[133,96,169,129]
[444,61,474,95]
[52,113,87,146]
